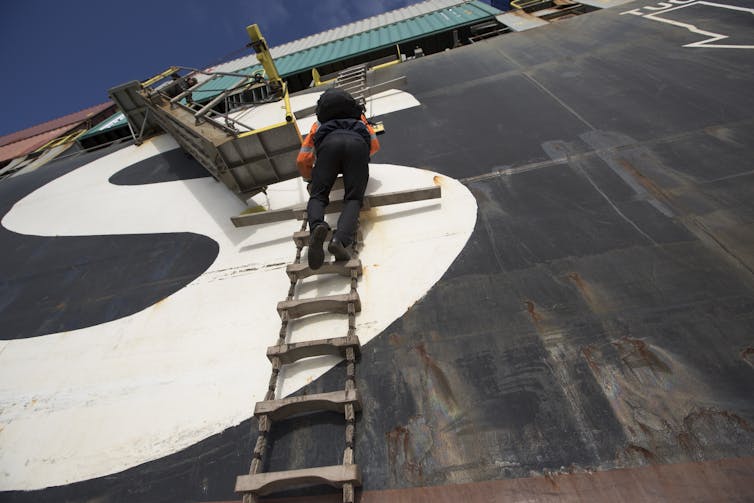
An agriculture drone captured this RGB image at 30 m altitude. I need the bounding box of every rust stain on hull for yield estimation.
[388,332,403,347]
[386,421,427,484]
[580,339,754,465]
[382,337,472,487]
[742,347,754,367]
[612,337,671,375]
[415,343,458,410]
[581,345,602,376]
[684,408,753,433]
[524,300,543,326]
[566,271,608,314]
[617,158,675,209]
[625,443,657,464]
[613,156,754,283]
[241,456,754,503]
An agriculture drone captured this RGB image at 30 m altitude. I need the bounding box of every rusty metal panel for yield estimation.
[0,125,74,163]
[0,102,113,148]
[231,456,754,502]
[8,142,75,177]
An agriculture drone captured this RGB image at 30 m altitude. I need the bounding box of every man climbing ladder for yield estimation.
[297,88,380,270]
[234,79,441,503]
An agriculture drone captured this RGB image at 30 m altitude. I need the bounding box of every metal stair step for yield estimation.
[337,71,365,79]
[267,335,361,365]
[286,259,362,281]
[277,291,360,319]
[339,85,364,94]
[254,389,361,421]
[338,83,364,91]
[235,464,361,495]
[336,76,365,85]
[338,66,366,76]
[336,81,365,89]
[337,75,365,83]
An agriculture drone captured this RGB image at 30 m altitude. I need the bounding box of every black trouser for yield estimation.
[307,130,370,246]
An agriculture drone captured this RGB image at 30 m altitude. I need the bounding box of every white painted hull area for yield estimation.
[0,133,476,490]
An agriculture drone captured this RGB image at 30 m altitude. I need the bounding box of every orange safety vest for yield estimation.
[296,114,380,180]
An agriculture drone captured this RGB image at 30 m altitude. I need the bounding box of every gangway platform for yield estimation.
[108,26,302,203]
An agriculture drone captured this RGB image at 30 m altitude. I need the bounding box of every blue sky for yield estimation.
[0,0,425,136]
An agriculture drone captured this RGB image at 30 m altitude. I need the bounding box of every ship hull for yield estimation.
[2,0,754,500]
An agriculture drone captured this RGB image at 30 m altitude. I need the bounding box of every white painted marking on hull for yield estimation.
[0,131,475,488]
[622,1,754,49]
[224,88,420,134]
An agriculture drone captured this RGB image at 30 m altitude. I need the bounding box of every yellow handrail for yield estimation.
[371,58,402,71]
[141,66,180,88]
[281,83,294,123]
[246,24,283,90]
[236,83,301,142]
[34,129,86,153]
[311,68,337,87]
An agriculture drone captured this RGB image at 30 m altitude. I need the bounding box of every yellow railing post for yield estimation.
[141,66,180,88]
[246,24,283,92]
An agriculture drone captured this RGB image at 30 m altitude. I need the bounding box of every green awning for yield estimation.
[193,0,501,102]
[89,1,502,136]
[78,112,128,140]
[191,67,262,103]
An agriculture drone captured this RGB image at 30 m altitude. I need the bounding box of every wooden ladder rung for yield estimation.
[277,291,360,319]
[235,464,361,495]
[286,259,362,281]
[254,389,361,421]
[292,228,332,247]
[293,229,315,247]
[292,227,362,248]
[268,335,361,365]
[233,185,441,228]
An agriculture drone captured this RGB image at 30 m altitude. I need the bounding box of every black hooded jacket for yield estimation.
[312,88,371,149]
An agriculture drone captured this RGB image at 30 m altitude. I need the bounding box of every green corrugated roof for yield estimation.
[78,111,128,140]
[192,0,499,102]
[88,1,501,136]
[191,66,262,103]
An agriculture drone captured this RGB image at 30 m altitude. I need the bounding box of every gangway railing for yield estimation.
[511,0,550,9]
[107,24,303,204]
[511,0,583,14]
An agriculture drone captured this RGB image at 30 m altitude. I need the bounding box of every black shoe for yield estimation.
[308,224,328,270]
[328,237,352,262]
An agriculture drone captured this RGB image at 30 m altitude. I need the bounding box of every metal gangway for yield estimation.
[108,25,302,203]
